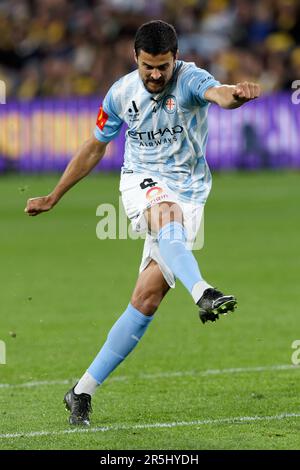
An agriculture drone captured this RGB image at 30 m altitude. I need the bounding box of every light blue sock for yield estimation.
[88,303,153,384]
[158,221,203,293]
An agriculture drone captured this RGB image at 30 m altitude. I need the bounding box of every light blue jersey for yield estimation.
[94,60,220,204]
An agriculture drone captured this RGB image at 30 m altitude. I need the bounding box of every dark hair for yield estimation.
[134,20,178,58]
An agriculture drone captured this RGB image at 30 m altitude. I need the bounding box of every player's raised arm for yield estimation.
[204,82,261,109]
[25,136,108,216]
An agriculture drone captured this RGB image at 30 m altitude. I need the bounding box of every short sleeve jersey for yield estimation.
[94,61,220,204]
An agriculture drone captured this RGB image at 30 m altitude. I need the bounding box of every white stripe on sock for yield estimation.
[192,280,213,304]
[74,371,99,396]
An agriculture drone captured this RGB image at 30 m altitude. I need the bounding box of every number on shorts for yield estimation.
[140,178,158,190]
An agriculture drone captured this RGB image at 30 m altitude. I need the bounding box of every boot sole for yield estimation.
[199,298,237,323]
[214,298,237,315]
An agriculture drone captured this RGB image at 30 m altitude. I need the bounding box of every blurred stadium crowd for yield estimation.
[0,0,299,99]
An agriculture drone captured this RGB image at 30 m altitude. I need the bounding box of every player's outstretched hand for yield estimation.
[24,195,54,216]
[232,82,261,103]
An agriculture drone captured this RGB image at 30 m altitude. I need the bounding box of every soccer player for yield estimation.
[25,21,260,426]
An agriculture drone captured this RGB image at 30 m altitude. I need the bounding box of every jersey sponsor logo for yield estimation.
[96,105,109,131]
[128,125,183,147]
[163,95,177,114]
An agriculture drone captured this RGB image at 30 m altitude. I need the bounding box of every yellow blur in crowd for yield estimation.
[0,0,299,99]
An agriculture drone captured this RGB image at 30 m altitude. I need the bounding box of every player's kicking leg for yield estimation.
[64,260,170,426]
[145,201,237,324]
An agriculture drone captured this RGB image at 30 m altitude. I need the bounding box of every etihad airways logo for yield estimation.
[128,125,183,147]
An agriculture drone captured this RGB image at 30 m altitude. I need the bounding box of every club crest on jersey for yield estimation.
[163,95,177,114]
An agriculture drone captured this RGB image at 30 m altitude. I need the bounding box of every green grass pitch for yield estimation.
[0,171,299,450]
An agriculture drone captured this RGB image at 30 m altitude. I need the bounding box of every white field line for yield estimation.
[0,412,299,440]
[0,364,298,390]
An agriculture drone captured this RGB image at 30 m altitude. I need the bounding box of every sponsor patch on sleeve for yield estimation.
[96,105,109,131]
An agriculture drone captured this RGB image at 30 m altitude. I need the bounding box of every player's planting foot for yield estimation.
[197,288,237,324]
[64,386,92,426]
